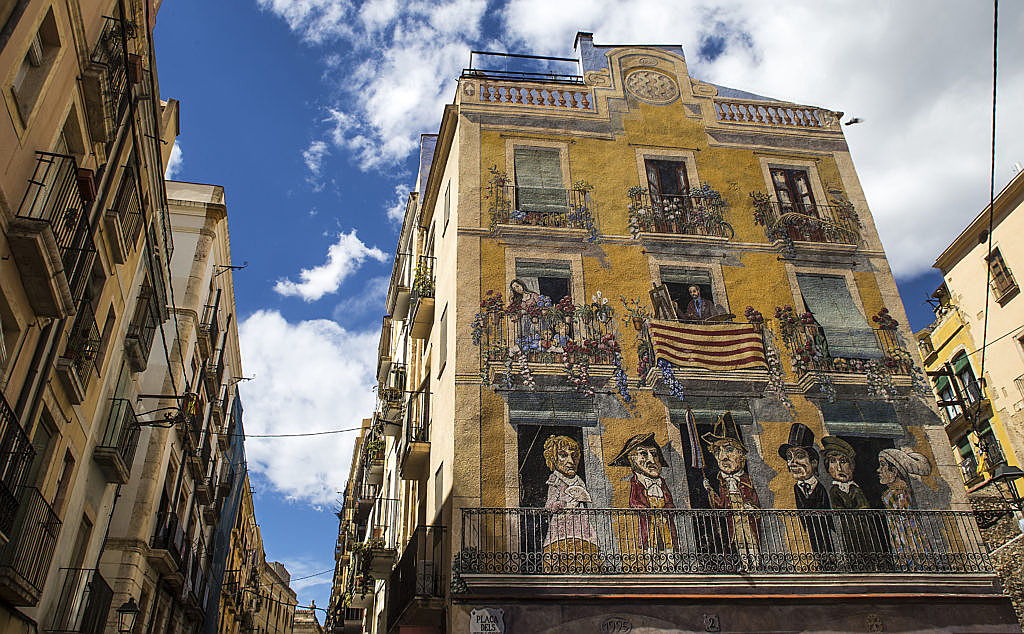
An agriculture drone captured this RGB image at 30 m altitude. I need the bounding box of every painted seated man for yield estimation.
[609,433,677,553]
[684,285,727,321]
[701,412,761,568]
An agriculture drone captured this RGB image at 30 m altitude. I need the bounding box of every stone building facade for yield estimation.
[326,33,1020,633]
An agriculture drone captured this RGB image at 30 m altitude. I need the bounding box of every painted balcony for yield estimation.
[455,507,991,597]
[635,319,769,390]
[627,189,733,242]
[9,152,97,318]
[752,196,861,247]
[485,184,597,242]
[45,567,113,634]
[460,52,593,112]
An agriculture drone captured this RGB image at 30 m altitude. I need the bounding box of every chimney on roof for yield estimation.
[574,32,593,51]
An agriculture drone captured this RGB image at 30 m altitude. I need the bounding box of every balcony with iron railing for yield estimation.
[409,255,436,340]
[198,300,221,358]
[149,511,185,575]
[125,283,160,372]
[11,152,97,317]
[55,300,102,404]
[486,183,596,238]
[44,568,113,634]
[776,320,913,378]
[89,16,136,141]
[751,195,860,247]
[0,395,35,541]
[102,162,145,264]
[456,507,990,596]
[387,525,446,630]
[0,487,62,606]
[627,189,733,240]
[93,398,140,484]
[400,390,430,481]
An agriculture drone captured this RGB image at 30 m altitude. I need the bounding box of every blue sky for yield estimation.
[153,0,1023,613]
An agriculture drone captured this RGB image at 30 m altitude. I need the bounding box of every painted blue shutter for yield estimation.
[796,274,881,359]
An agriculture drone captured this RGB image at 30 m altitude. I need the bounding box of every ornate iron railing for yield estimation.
[45,567,113,634]
[0,487,62,601]
[150,511,185,569]
[0,395,34,539]
[387,525,445,630]
[778,322,913,376]
[98,398,140,469]
[487,184,595,231]
[959,456,980,485]
[752,198,860,246]
[17,152,97,303]
[476,303,618,366]
[458,507,990,576]
[200,301,221,350]
[64,300,102,379]
[627,190,732,239]
[90,16,135,136]
[109,162,144,246]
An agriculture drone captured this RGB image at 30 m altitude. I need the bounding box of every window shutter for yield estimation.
[796,274,881,359]
[514,148,565,213]
[659,266,712,287]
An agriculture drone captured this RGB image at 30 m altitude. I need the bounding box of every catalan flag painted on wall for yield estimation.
[648,321,767,370]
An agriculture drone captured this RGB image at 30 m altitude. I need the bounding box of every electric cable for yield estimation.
[978,0,999,386]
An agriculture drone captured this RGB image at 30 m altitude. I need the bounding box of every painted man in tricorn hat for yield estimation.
[701,412,761,563]
[609,433,677,551]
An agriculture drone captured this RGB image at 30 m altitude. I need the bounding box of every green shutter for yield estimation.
[659,266,712,286]
[668,397,753,426]
[820,400,902,437]
[507,392,596,426]
[952,354,972,375]
[514,148,566,213]
[797,274,881,359]
[934,375,950,394]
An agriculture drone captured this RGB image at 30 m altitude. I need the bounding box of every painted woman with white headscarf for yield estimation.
[877,448,932,567]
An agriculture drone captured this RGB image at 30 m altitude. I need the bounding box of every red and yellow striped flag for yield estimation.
[648,320,766,370]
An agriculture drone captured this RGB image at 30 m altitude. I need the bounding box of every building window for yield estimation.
[513,147,565,214]
[955,438,977,483]
[795,274,880,360]
[443,182,451,234]
[952,352,980,403]
[438,304,447,376]
[770,167,816,214]
[513,259,572,305]
[52,449,76,515]
[986,248,1017,300]
[657,266,727,321]
[646,158,690,197]
[10,8,60,125]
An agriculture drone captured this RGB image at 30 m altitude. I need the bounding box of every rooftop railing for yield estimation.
[459,507,989,576]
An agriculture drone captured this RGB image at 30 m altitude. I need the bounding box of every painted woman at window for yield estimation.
[877,448,934,567]
[509,278,549,352]
[542,435,600,572]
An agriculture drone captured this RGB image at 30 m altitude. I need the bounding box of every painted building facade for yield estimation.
[328,34,1019,633]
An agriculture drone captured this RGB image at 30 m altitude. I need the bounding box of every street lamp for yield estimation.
[116,597,140,633]
[990,463,1024,533]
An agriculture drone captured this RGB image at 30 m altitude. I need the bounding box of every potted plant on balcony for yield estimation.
[412,265,435,299]
[362,537,397,577]
[363,437,385,485]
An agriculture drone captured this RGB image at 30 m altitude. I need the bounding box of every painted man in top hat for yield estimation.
[779,423,835,559]
[609,433,677,551]
[701,412,761,565]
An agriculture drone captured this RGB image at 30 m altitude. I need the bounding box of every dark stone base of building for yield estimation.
[452,597,1021,633]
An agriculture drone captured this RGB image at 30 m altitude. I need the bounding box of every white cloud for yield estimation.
[302,140,330,187]
[384,183,410,224]
[332,274,390,324]
[238,310,379,505]
[274,229,388,301]
[261,0,1024,277]
[279,556,335,596]
[164,141,184,179]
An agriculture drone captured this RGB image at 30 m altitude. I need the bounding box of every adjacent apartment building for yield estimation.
[915,167,1024,619]
[327,33,1019,633]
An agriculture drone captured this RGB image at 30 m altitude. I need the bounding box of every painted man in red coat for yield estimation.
[701,412,761,566]
[609,433,677,551]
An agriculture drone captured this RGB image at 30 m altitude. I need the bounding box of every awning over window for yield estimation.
[515,259,571,280]
[507,391,596,426]
[668,396,753,426]
[797,274,882,360]
[820,400,902,438]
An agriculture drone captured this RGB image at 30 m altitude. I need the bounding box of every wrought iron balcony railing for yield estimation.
[109,162,144,246]
[90,16,135,136]
[411,254,436,299]
[959,456,980,485]
[45,567,113,634]
[487,184,595,232]
[0,395,35,539]
[150,511,185,569]
[387,525,445,630]
[752,198,860,246]
[97,398,140,468]
[779,322,913,376]
[0,487,62,606]
[64,300,101,380]
[627,190,733,239]
[125,282,160,370]
[404,390,430,444]
[17,152,97,303]
[458,507,989,577]
[199,301,220,350]
[365,498,400,549]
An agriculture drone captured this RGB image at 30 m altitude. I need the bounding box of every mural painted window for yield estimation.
[646,158,690,199]
[513,147,566,214]
[659,266,727,321]
[986,248,1017,298]
[770,167,816,214]
[796,274,880,360]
